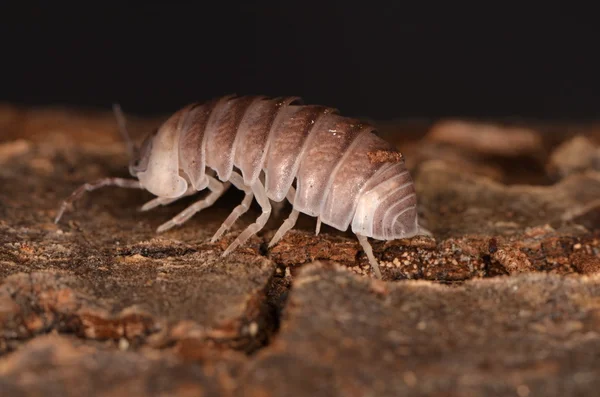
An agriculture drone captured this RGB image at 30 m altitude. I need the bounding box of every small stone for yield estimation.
[118,338,129,351]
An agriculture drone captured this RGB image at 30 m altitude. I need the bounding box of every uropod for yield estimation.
[55,95,430,278]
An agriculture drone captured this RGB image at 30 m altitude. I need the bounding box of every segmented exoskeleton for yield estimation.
[55,95,428,278]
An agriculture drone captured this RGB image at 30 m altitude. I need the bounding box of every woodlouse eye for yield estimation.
[129,131,154,174]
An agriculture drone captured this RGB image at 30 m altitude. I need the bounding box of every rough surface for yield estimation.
[240,263,600,397]
[0,105,276,357]
[0,104,599,396]
[0,334,245,397]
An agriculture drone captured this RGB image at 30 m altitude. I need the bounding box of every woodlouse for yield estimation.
[55,95,429,278]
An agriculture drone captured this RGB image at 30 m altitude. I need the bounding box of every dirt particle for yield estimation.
[517,384,531,397]
[0,139,31,164]
[248,322,259,337]
[118,338,129,351]
[367,150,404,164]
[403,371,417,387]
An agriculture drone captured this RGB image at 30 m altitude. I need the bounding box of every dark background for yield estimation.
[1,2,598,121]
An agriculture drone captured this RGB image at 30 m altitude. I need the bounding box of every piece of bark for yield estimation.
[0,334,244,397]
[546,135,600,180]
[238,263,600,397]
[425,119,545,157]
[415,160,600,238]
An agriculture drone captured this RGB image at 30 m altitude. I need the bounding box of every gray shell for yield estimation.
[134,95,420,241]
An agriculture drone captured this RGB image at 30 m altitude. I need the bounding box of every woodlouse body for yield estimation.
[56,95,426,278]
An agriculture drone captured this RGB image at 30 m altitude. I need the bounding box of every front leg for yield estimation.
[155,175,230,233]
[139,185,197,212]
[54,177,143,224]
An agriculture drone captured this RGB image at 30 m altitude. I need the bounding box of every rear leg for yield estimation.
[356,234,382,279]
[268,187,298,248]
[156,175,230,233]
[221,179,271,257]
[315,216,322,236]
[210,171,254,242]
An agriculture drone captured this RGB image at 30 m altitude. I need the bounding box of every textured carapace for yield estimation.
[55,95,427,278]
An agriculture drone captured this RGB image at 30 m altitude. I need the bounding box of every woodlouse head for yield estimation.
[111,103,154,178]
[133,118,188,198]
[128,128,156,177]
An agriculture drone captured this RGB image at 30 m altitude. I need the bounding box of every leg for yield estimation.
[268,187,298,248]
[417,224,433,237]
[210,171,254,242]
[221,179,272,257]
[54,177,143,224]
[315,216,322,236]
[139,185,197,212]
[156,175,230,233]
[356,234,382,279]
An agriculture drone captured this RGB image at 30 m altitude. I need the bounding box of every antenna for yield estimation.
[112,103,137,158]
